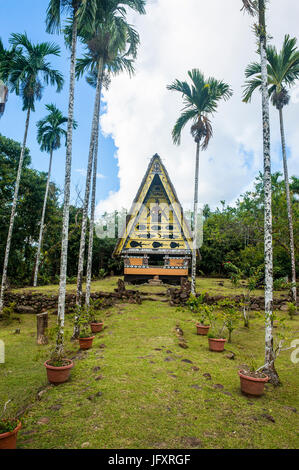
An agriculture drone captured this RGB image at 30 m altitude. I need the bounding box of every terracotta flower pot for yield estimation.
[0,421,22,449]
[79,336,95,350]
[90,322,103,333]
[196,324,210,335]
[208,337,226,352]
[44,359,73,385]
[238,370,269,396]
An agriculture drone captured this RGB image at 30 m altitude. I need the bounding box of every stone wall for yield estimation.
[4,280,141,314]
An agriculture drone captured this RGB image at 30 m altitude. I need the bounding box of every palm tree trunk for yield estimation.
[73,58,104,338]
[0,107,31,312]
[33,149,53,287]
[278,107,297,305]
[191,141,200,295]
[258,0,279,386]
[55,14,78,358]
[85,123,99,307]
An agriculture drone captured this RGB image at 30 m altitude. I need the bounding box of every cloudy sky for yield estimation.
[1,0,298,218]
[98,0,299,215]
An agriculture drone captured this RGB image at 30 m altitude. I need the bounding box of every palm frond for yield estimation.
[5,32,64,110]
[171,108,198,145]
[75,54,95,78]
[241,0,258,16]
[46,0,63,34]
[107,56,135,77]
[167,79,192,100]
[168,69,232,146]
[36,102,73,152]
[243,33,299,107]
[243,77,262,102]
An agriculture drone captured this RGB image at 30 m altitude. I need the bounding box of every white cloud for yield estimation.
[97,0,299,216]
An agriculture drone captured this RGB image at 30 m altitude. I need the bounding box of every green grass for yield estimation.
[0,286,298,449]
[11,276,289,299]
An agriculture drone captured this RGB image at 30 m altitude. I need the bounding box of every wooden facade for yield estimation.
[113,154,192,284]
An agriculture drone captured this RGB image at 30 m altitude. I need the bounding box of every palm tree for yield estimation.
[46,0,96,357]
[243,34,299,305]
[84,70,110,308]
[242,0,279,385]
[72,0,145,337]
[34,104,75,287]
[167,69,232,295]
[0,33,63,313]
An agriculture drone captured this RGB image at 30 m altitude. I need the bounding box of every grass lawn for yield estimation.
[0,281,298,449]
[11,276,289,299]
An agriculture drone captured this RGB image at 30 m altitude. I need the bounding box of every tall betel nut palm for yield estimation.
[34,104,76,287]
[243,34,299,305]
[167,69,232,295]
[241,0,280,385]
[71,0,145,338]
[0,33,63,313]
[46,0,96,357]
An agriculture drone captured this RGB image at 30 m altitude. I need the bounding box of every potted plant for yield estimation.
[239,320,294,395]
[0,401,22,449]
[217,300,240,343]
[79,326,95,349]
[44,325,73,385]
[196,305,214,335]
[238,360,269,396]
[207,319,227,352]
[89,301,104,333]
[44,356,73,385]
[77,307,95,349]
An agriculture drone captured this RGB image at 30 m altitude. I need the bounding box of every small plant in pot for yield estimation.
[217,299,240,343]
[238,357,269,397]
[89,300,104,333]
[239,317,296,391]
[75,306,95,350]
[44,325,73,385]
[207,322,227,352]
[0,400,22,449]
[196,305,214,335]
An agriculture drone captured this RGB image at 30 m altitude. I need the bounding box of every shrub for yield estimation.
[0,302,19,326]
[197,305,214,326]
[287,302,297,320]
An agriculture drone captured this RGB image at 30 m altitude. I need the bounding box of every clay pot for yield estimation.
[90,322,104,333]
[44,359,73,385]
[0,422,22,449]
[208,337,226,352]
[196,324,210,335]
[79,336,95,350]
[238,370,269,396]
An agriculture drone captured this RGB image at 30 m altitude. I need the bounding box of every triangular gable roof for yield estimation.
[113,154,193,256]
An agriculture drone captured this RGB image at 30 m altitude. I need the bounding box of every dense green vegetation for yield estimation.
[200,173,299,279]
[0,134,122,287]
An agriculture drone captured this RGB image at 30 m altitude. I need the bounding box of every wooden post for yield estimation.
[37,312,48,345]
